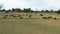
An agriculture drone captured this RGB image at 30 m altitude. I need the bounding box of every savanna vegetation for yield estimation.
[0,5,60,34]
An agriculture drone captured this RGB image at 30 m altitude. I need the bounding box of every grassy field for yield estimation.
[0,12,60,34]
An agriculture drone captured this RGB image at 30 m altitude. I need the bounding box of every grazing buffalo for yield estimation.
[40,14,43,16]
[48,16,52,19]
[29,14,32,18]
[18,14,21,17]
[43,16,53,19]
[13,15,16,18]
[3,15,8,18]
[53,17,56,20]
[43,17,48,19]
[20,17,23,19]
[9,15,14,16]
[26,13,28,16]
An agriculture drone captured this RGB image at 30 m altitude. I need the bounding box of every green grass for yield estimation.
[0,19,60,34]
[0,12,60,34]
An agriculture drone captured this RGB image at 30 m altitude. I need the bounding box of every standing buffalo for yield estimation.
[40,14,43,16]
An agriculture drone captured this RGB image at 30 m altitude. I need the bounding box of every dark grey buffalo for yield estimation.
[3,15,8,18]
[29,14,32,18]
[18,14,21,17]
[20,17,23,19]
[43,16,53,19]
[40,14,43,16]
[48,16,52,19]
[43,17,48,19]
[53,17,56,20]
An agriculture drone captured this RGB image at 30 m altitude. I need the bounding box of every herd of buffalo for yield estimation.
[2,13,57,20]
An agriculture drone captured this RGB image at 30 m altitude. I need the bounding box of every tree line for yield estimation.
[0,8,60,14]
[0,4,60,14]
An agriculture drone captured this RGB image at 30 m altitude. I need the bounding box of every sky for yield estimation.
[0,0,60,10]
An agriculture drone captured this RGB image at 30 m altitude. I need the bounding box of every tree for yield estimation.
[12,8,15,12]
[56,9,60,14]
[23,8,28,12]
[45,10,49,12]
[41,10,44,12]
[28,8,31,12]
[5,10,10,13]
[8,9,11,12]
[12,8,22,12]
[15,8,22,12]
[23,8,32,12]
[2,9,5,11]
[50,9,54,13]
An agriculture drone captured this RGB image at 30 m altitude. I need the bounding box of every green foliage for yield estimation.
[14,8,22,12]
[50,10,53,12]
[2,9,5,11]
[56,9,60,14]
[5,11,9,13]
[11,8,22,12]
[1,8,60,13]
[40,10,45,13]
[45,10,49,12]
[23,8,33,12]
[0,19,60,34]
[12,8,15,12]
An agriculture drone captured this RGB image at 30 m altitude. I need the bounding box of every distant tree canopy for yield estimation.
[23,8,33,12]
[2,9,5,11]
[56,9,60,14]
[12,8,15,12]
[50,10,53,12]
[12,8,22,12]
[45,10,49,12]
[0,5,60,14]
[0,3,60,14]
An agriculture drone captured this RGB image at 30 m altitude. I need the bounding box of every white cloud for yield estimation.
[44,0,57,7]
[0,0,60,10]
[42,0,60,10]
[0,0,30,10]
